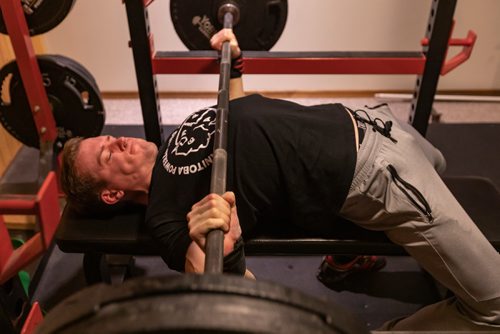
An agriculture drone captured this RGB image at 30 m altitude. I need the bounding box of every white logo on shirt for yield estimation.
[162,108,216,175]
[172,108,216,156]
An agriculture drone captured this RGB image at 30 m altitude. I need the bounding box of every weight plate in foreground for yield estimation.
[170,0,288,50]
[0,55,105,148]
[0,0,76,36]
[37,274,367,334]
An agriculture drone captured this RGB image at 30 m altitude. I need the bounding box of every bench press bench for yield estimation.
[55,176,500,284]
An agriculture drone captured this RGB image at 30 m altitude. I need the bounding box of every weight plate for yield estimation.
[37,274,367,334]
[170,0,288,50]
[48,54,101,96]
[0,55,105,148]
[0,0,76,36]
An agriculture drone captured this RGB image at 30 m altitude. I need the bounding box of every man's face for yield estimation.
[77,136,158,192]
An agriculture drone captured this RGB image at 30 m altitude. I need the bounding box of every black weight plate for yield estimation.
[48,54,101,97]
[170,0,288,50]
[37,274,368,334]
[38,55,103,120]
[0,55,105,148]
[0,0,76,36]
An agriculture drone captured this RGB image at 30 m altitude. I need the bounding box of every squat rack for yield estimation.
[123,0,475,146]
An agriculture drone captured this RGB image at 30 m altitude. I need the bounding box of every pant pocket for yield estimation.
[386,164,434,223]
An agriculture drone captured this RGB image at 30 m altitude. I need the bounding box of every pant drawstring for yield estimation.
[346,106,398,144]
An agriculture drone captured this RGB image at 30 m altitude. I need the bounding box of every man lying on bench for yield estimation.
[59,29,500,331]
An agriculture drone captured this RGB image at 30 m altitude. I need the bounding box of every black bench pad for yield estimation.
[55,176,500,256]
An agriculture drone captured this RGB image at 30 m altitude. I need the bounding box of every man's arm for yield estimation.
[230,77,245,100]
[210,29,245,100]
[185,241,206,273]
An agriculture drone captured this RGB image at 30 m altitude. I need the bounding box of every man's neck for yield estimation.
[126,191,149,205]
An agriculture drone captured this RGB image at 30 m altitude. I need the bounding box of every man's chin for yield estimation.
[146,142,159,159]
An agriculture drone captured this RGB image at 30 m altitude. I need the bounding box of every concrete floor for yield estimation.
[102,95,500,125]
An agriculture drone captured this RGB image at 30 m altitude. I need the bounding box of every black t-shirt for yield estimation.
[146,94,357,272]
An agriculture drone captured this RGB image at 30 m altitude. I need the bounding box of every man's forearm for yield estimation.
[185,241,205,273]
[229,77,245,100]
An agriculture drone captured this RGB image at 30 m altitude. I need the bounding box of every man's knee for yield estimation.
[434,149,447,175]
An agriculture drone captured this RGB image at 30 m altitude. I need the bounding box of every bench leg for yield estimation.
[83,253,136,285]
[83,253,106,285]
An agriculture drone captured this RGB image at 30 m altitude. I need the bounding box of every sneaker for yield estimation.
[317,255,387,285]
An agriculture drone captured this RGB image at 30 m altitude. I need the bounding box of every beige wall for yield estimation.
[43,0,500,93]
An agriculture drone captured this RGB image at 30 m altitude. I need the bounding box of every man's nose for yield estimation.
[110,137,127,151]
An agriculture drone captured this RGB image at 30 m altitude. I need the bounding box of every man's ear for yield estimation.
[100,189,125,205]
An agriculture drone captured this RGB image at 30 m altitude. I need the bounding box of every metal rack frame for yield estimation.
[124,0,475,139]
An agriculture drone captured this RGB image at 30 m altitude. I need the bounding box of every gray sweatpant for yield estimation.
[339,105,500,330]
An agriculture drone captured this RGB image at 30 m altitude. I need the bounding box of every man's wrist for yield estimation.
[230,54,244,79]
[223,237,246,275]
[223,235,240,256]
